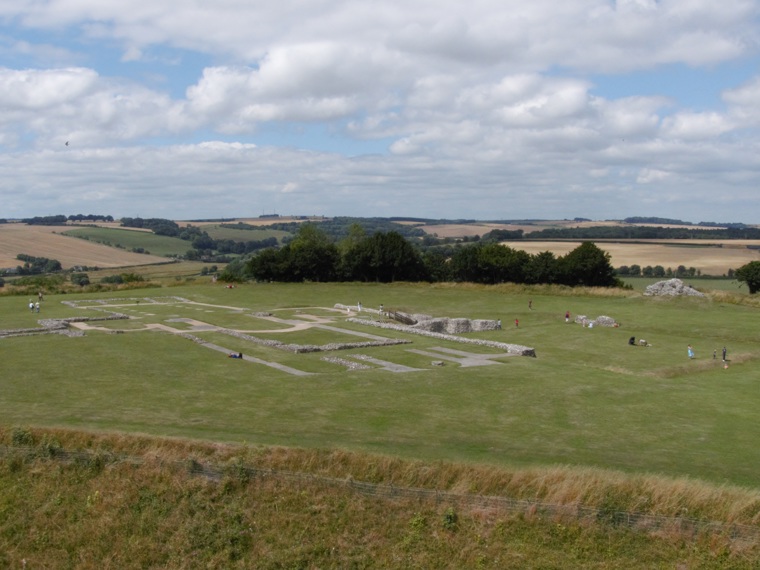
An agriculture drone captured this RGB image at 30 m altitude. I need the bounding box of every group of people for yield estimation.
[686,345,728,363]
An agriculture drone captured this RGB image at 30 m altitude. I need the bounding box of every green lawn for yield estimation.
[2,281,759,487]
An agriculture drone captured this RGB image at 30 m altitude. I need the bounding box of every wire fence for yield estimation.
[3,444,759,541]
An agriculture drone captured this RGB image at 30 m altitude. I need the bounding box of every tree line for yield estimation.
[20,214,114,225]
[221,223,620,287]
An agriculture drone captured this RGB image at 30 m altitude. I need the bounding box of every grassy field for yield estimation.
[62,226,191,257]
[201,223,291,242]
[3,280,760,567]
[2,281,760,488]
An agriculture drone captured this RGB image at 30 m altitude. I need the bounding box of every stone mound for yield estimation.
[643,278,705,297]
[574,315,618,327]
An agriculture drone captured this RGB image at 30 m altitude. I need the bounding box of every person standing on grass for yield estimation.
[723,346,727,362]
[688,345,695,359]
[565,311,570,323]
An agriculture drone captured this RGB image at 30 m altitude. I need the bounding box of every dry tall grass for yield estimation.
[4,427,760,568]
[5,427,760,527]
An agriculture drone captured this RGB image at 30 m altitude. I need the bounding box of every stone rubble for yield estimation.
[643,278,706,297]
[345,317,536,357]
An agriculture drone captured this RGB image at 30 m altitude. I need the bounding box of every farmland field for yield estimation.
[501,240,760,276]
[200,223,291,242]
[2,281,760,488]
[62,226,190,257]
[0,223,168,269]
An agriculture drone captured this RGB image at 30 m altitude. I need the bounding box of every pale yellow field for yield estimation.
[501,240,760,275]
[0,223,167,270]
[176,216,326,228]
[416,220,737,239]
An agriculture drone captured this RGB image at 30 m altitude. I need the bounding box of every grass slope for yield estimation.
[2,428,759,569]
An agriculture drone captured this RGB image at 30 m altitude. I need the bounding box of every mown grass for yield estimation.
[3,428,760,569]
[2,280,760,491]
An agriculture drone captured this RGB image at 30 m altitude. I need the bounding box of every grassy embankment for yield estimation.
[3,427,760,569]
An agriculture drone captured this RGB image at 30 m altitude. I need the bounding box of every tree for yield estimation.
[735,261,760,294]
[524,251,559,284]
[558,242,617,287]
[343,231,427,282]
[449,245,482,283]
[475,244,529,284]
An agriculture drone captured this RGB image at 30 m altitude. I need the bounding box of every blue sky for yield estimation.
[1,0,759,223]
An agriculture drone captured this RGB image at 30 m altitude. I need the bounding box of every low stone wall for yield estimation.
[217,328,411,354]
[412,317,500,334]
[0,314,129,339]
[61,296,191,308]
[334,304,501,334]
[320,356,373,370]
[346,318,536,357]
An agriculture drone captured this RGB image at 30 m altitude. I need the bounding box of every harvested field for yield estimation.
[0,224,168,270]
[176,216,326,227]
[501,240,760,275]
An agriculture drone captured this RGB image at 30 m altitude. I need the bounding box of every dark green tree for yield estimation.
[449,245,482,283]
[524,251,559,284]
[558,242,617,287]
[288,223,340,282]
[246,249,284,281]
[343,231,427,282]
[735,261,760,294]
[476,243,529,284]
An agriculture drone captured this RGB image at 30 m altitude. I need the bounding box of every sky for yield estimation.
[1,0,760,223]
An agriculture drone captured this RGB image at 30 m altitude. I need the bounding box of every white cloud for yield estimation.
[0,1,758,222]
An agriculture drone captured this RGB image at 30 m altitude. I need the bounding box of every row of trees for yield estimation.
[616,265,713,278]
[14,254,62,275]
[223,224,620,287]
[19,214,114,225]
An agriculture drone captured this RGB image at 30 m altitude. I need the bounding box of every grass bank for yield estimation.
[2,427,760,569]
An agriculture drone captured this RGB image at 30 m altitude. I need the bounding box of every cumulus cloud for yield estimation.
[0,0,758,222]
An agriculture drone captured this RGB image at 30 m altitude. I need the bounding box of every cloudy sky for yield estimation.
[1,0,759,223]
